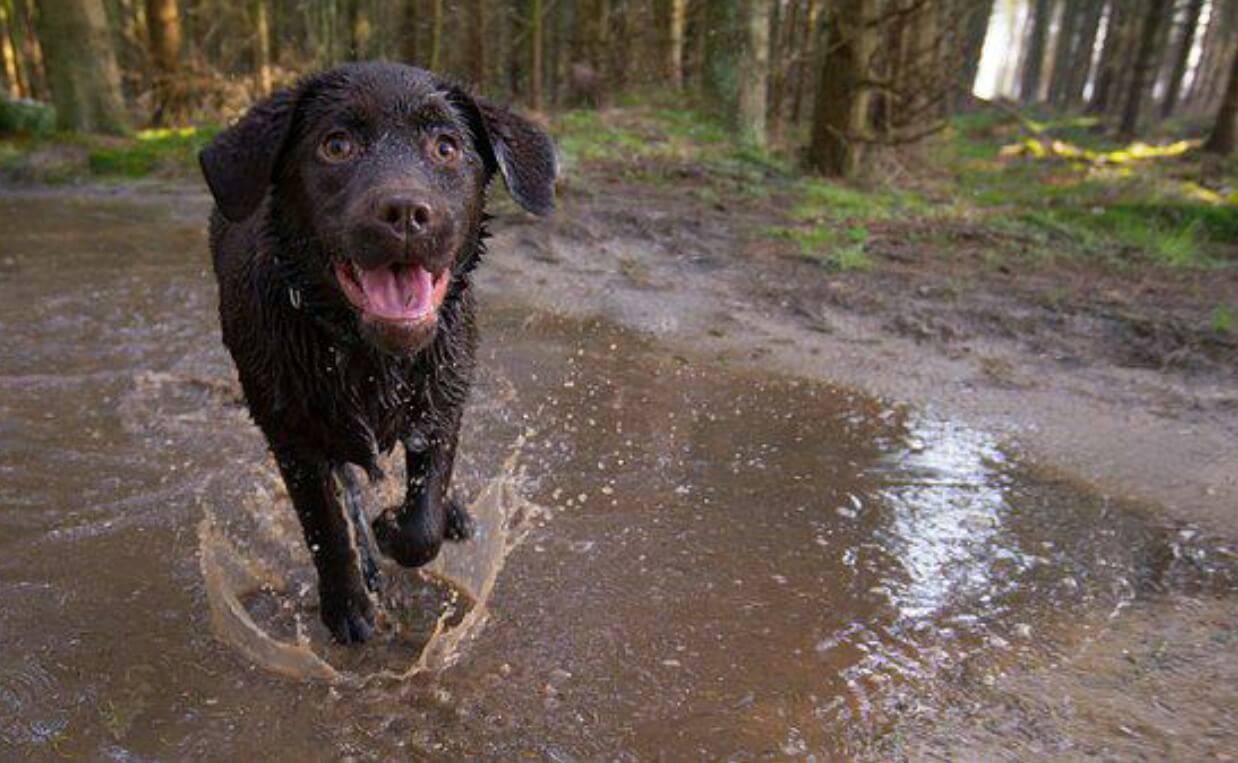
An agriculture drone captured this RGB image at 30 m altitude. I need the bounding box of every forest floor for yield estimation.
[3,99,1237,759]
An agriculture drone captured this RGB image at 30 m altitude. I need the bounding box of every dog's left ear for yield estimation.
[450,89,558,216]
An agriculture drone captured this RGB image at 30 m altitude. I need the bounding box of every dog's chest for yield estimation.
[323,346,427,451]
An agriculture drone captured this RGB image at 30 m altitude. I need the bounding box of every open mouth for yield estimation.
[333,259,451,323]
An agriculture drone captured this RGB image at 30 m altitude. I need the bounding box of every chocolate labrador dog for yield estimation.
[199,62,556,643]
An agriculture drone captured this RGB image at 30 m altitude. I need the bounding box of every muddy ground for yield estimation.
[482,173,1238,759]
[1,172,1235,759]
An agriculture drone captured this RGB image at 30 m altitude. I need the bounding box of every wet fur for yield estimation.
[201,62,555,643]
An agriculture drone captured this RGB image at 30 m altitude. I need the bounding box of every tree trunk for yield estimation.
[1062,0,1103,108]
[769,0,800,139]
[1183,0,1229,110]
[1,1,26,98]
[400,0,419,65]
[530,0,543,110]
[1048,0,1083,105]
[145,0,180,124]
[253,0,272,94]
[1089,0,1130,115]
[668,0,686,87]
[701,0,740,121]
[347,0,371,60]
[469,0,486,88]
[1119,0,1172,139]
[1204,44,1238,155]
[960,0,995,99]
[806,0,878,177]
[737,0,769,146]
[790,0,819,124]
[36,0,128,133]
[430,0,443,70]
[1161,0,1204,117]
[1020,0,1051,101]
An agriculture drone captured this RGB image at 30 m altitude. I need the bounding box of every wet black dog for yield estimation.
[199,62,556,643]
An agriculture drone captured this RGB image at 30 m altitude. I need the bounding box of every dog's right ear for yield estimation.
[199,90,295,223]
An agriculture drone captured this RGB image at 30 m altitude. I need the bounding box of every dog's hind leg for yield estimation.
[336,465,384,594]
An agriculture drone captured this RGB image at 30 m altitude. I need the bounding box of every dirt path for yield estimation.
[482,178,1238,538]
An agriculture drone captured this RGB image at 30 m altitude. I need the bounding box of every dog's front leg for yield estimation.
[372,423,474,568]
[273,446,376,644]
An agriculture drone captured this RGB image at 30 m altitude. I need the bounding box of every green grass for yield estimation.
[1,124,218,181]
[790,178,930,223]
[87,126,218,177]
[0,95,55,136]
[946,114,1235,269]
[1212,304,1236,334]
[770,223,873,271]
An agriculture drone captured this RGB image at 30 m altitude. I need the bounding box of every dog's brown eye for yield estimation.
[319,133,356,163]
[434,135,460,162]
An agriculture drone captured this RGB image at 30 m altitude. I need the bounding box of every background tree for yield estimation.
[35,0,128,133]
[1204,42,1238,155]
[1120,0,1174,139]
[146,0,182,124]
[806,0,878,177]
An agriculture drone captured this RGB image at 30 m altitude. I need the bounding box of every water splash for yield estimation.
[198,439,541,685]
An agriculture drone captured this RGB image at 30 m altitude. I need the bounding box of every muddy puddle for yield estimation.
[1,190,1235,760]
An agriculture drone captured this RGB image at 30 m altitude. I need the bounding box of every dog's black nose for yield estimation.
[376,194,434,239]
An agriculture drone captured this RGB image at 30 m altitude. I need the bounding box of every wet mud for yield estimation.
[0,189,1235,760]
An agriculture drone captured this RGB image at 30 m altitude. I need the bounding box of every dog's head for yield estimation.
[200,62,556,354]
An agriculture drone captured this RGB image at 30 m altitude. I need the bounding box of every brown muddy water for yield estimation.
[1,190,1235,760]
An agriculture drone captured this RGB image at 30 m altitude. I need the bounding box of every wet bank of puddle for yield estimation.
[0,191,1233,759]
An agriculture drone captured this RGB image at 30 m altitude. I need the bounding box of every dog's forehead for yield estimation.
[304,64,460,128]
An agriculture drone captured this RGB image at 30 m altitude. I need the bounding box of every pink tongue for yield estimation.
[358,265,433,320]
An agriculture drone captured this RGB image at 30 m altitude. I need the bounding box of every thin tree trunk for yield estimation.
[790,0,818,124]
[1089,0,1127,114]
[36,0,128,133]
[1020,0,1051,101]
[701,0,740,120]
[737,0,769,146]
[1119,0,1172,138]
[400,0,418,65]
[960,0,995,99]
[347,0,371,60]
[668,0,686,87]
[1063,0,1103,108]
[1162,0,1204,117]
[1204,43,1238,154]
[530,0,543,110]
[469,0,486,87]
[430,0,443,70]
[769,0,801,139]
[1,1,26,98]
[1048,0,1083,105]
[253,0,272,94]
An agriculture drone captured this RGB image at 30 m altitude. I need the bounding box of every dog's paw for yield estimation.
[372,507,442,568]
[319,582,376,644]
[444,498,475,542]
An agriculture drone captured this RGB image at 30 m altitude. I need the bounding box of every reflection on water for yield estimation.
[873,417,1020,622]
[0,191,1232,760]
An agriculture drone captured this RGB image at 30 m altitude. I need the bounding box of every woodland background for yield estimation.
[0,0,1235,176]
